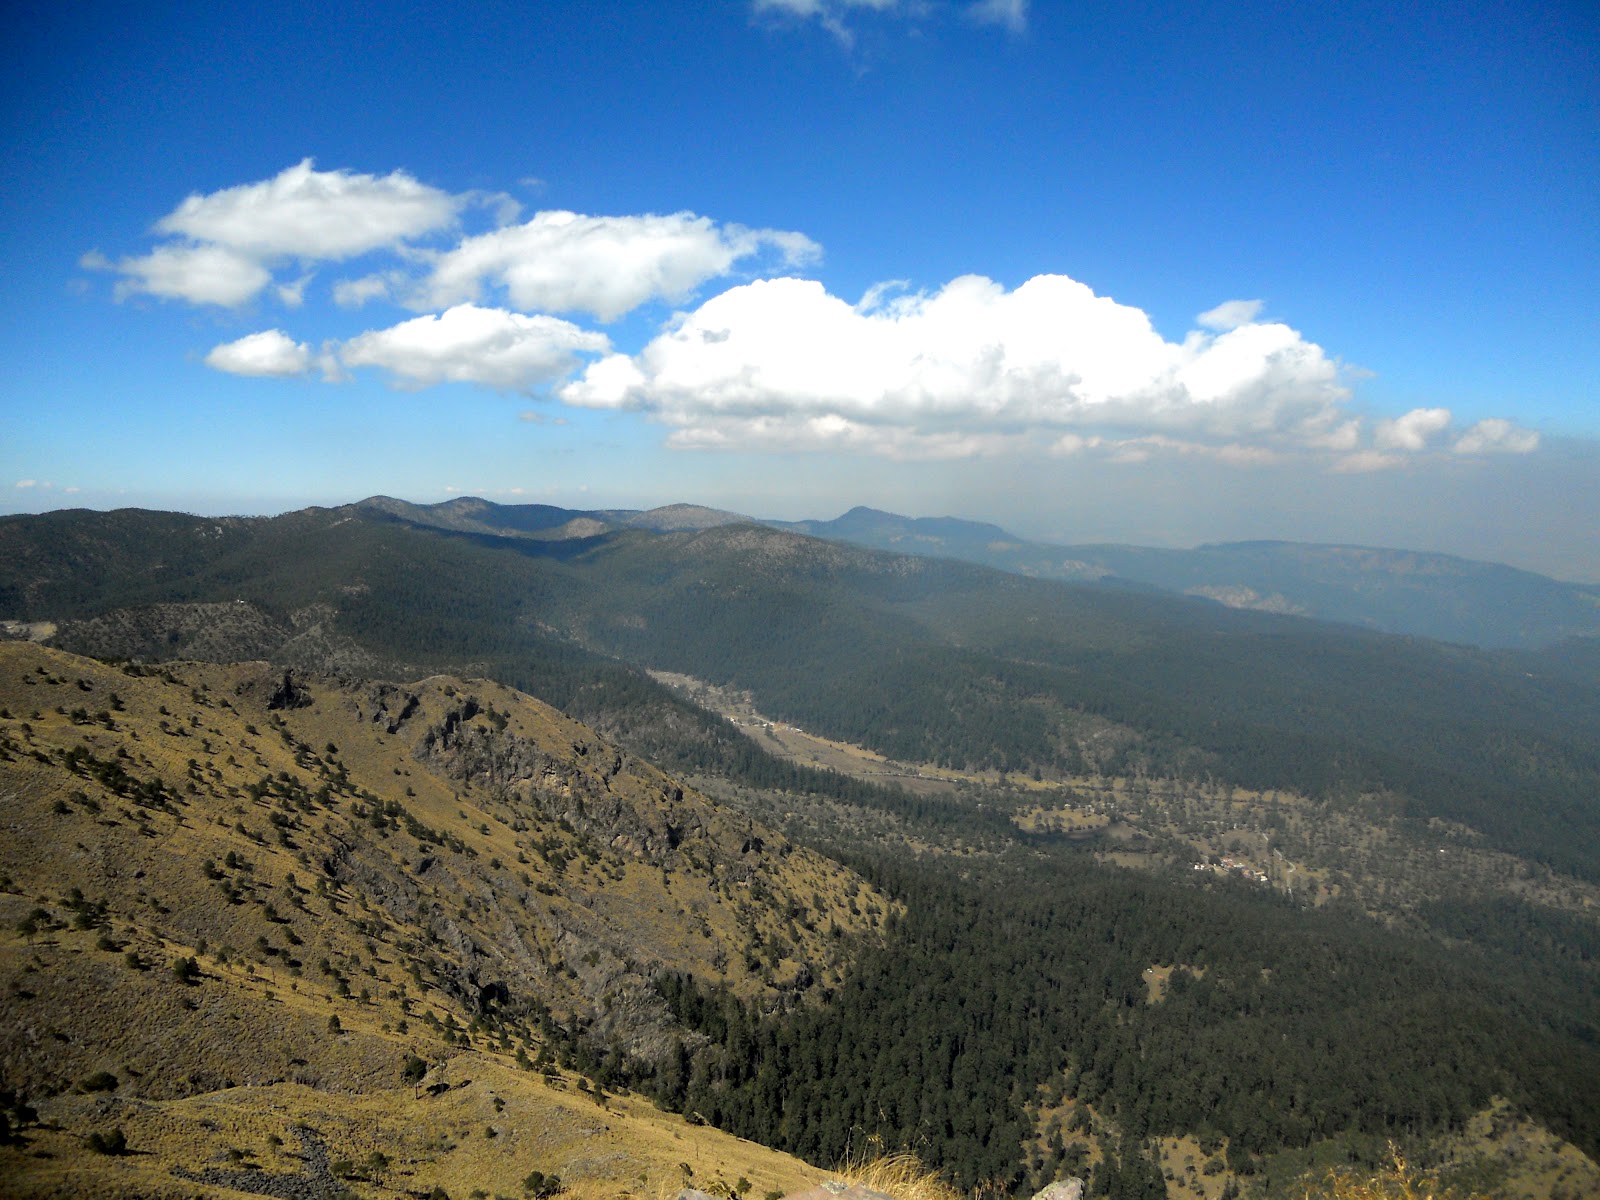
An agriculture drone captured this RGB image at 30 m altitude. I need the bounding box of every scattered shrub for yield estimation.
[86,1127,127,1155]
[524,1170,563,1197]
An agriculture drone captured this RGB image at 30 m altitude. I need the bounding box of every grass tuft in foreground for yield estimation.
[1301,1149,1488,1200]
[830,1153,963,1200]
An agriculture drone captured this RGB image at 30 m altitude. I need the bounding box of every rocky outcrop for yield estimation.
[413,697,714,867]
[173,1125,339,1199]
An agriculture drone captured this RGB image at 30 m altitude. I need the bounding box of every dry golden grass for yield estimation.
[0,642,889,1198]
[1299,1149,1488,1200]
[0,1060,831,1200]
[829,1152,964,1200]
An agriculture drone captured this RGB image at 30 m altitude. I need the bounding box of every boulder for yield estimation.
[784,1184,898,1200]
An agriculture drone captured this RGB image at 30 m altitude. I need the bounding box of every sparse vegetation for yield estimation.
[1299,1150,1489,1199]
[85,1127,127,1155]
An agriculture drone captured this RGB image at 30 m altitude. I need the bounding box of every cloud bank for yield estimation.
[558,273,1534,465]
[86,160,804,320]
[96,161,1539,470]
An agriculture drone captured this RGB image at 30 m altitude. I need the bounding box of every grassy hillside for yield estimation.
[0,642,885,1197]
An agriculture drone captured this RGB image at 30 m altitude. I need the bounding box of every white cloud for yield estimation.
[333,274,395,308]
[337,304,610,391]
[93,164,815,322]
[754,0,903,46]
[1197,299,1264,332]
[1374,406,1452,451]
[156,159,462,260]
[205,329,314,377]
[756,0,1025,43]
[967,0,1027,32]
[14,479,39,489]
[91,160,462,309]
[105,243,273,307]
[1453,417,1540,455]
[276,274,312,308]
[560,272,1353,457]
[413,210,820,321]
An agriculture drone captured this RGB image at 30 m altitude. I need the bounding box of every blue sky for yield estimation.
[4,0,1598,577]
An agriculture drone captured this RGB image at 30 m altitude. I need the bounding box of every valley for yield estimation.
[650,667,1600,931]
[2,498,1599,1199]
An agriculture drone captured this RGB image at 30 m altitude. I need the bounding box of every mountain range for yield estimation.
[3,496,1600,1199]
[337,496,1600,651]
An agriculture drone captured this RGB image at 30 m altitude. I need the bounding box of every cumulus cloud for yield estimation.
[155,159,461,260]
[205,330,314,378]
[92,162,810,320]
[560,272,1355,458]
[91,163,1546,473]
[337,304,610,391]
[1453,417,1540,455]
[1374,407,1452,452]
[413,210,819,321]
[1197,299,1264,331]
[333,274,394,308]
[102,243,273,307]
[276,275,312,308]
[91,160,462,308]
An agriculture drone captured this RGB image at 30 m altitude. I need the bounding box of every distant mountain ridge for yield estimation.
[353,496,1600,650]
[353,495,750,541]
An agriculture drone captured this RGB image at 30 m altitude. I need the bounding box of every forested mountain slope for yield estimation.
[0,642,885,1196]
[776,507,1600,650]
[4,505,1599,882]
[534,523,1600,881]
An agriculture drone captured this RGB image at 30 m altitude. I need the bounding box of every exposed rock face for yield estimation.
[412,694,716,868]
[173,1125,339,1198]
[1029,1179,1085,1200]
[267,668,313,710]
[352,680,421,733]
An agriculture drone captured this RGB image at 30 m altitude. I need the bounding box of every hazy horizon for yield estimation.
[6,3,1597,581]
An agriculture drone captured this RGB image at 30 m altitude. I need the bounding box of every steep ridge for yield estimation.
[0,642,886,1197]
